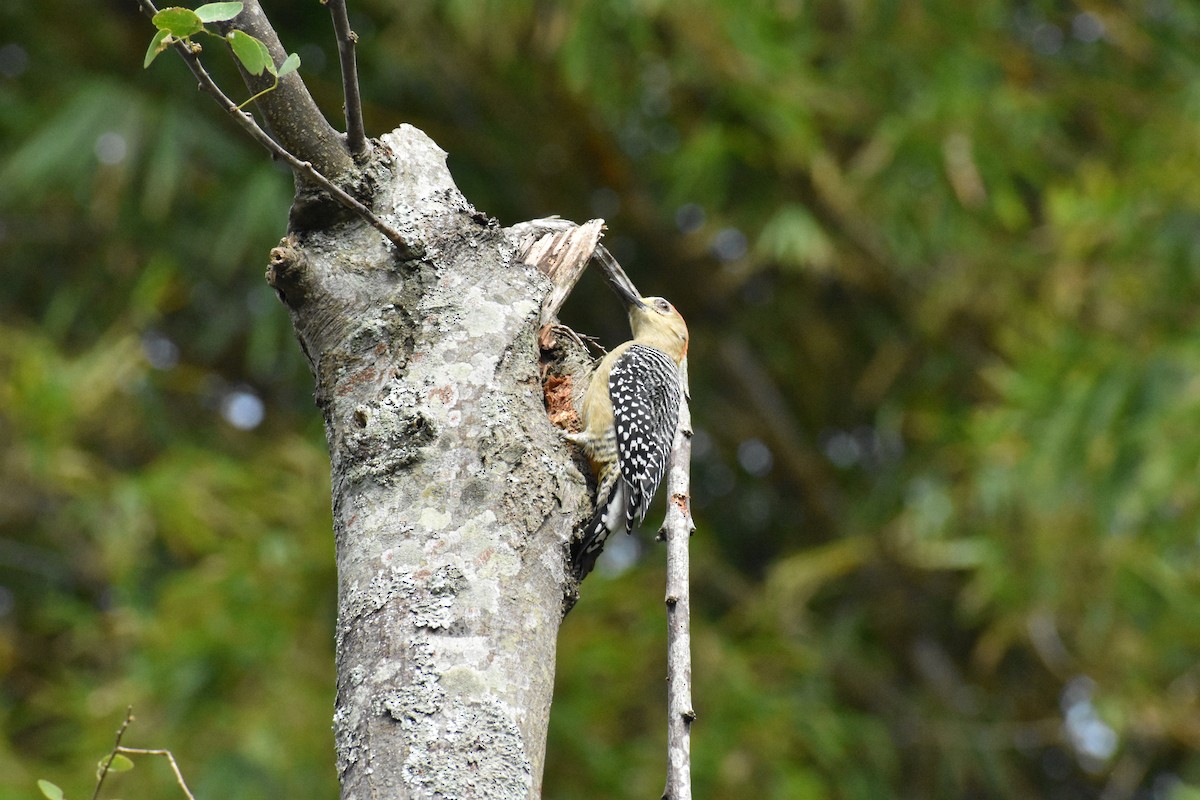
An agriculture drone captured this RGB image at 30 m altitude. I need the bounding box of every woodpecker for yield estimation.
[565,284,689,577]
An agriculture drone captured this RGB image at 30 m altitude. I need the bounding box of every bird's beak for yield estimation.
[611,277,647,311]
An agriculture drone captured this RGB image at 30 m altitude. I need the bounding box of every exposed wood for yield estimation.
[515,217,605,326]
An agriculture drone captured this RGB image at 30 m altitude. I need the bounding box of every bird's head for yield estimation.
[615,285,689,363]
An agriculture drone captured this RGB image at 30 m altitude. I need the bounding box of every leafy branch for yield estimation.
[36,708,195,800]
[144,3,299,110]
[137,0,421,259]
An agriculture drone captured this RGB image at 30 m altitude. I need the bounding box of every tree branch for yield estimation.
[510,216,646,322]
[135,0,422,259]
[91,707,196,800]
[324,0,368,160]
[214,0,352,178]
[661,358,695,800]
[92,707,135,800]
[116,748,197,800]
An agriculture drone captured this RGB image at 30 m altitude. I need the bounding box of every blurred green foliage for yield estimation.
[3,1,1200,798]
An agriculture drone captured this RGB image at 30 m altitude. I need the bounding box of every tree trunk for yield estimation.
[268,124,588,798]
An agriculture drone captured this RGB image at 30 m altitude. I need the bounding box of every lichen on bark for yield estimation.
[271,124,589,799]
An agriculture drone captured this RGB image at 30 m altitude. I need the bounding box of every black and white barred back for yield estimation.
[572,344,682,576]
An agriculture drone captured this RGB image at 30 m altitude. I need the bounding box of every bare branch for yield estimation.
[116,748,197,800]
[324,0,369,159]
[215,0,353,178]
[661,358,695,800]
[92,707,135,800]
[135,0,422,260]
[91,707,196,800]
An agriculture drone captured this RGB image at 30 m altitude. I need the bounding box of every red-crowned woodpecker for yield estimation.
[565,286,688,577]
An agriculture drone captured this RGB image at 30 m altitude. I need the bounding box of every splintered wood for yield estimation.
[516,217,605,326]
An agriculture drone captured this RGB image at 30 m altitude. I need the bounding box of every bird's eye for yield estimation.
[655,299,671,313]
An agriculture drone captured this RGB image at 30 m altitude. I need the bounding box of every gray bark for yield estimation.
[269,124,590,799]
[140,0,615,792]
[214,2,354,180]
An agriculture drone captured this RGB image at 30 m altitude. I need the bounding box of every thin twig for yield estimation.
[135,0,421,260]
[323,0,369,159]
[116,748,197,800]
[661,358,694,800]
[92,707,135,800]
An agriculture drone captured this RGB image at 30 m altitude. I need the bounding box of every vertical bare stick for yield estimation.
[324,0,368,159]
[661,357,695,800]
[92,707,135,800]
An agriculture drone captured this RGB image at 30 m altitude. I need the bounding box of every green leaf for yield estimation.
[227,29,270,76]
[276,52,300,79]
[108,754,135,772]
[143,29,172,69]
[194,1,243,22]
[151,7,203,38]
[36,780,64,800]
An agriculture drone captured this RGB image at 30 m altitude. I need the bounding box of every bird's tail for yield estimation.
[571,477,629,578]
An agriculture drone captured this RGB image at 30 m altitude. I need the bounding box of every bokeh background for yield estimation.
[4,1,1200,798]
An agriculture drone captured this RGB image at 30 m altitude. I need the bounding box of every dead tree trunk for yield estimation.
[270,125,591,798]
